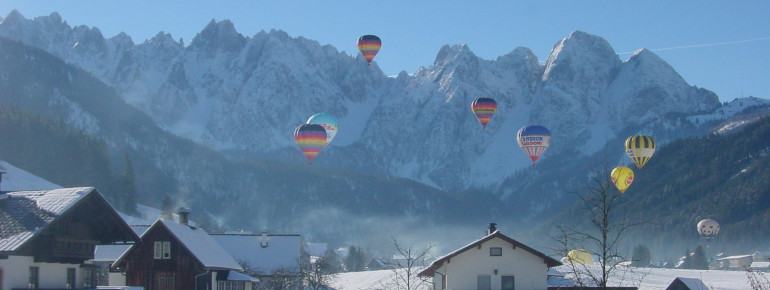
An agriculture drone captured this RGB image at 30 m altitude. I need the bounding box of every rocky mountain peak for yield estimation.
[189,19,246,54]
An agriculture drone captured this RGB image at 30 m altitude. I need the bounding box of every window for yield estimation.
[477,275,491,290]
[163,241,171,259]
[155,241,172,259]
[66,268,76,289]
[28,266,39,289]
[490,247,502,256]
[217,281,246,290]
[154,241,162,259]
[83,267,96,288]
[502,275,515,290]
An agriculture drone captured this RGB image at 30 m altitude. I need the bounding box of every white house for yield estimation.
[418,224,561,290]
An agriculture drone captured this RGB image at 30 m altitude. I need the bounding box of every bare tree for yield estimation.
[381,237,433,290]
[552,165,642,289]
[746,267,770,290]
[303,255,338,290]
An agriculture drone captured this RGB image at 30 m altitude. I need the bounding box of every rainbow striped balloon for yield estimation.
[471,97,498,130]
[294,124,327,165]
[357,35,381,65]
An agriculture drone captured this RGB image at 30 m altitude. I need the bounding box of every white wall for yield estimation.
[109,272,127,286]
[438,237,549,290]
[0,255,88,289]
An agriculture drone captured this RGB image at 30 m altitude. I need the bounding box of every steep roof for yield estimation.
[418,230,561,277]
[0,187,138,253]
[113,220,242,271]
[211,233,301,273]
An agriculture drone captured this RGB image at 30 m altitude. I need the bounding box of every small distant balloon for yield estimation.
[625,135,656,169]
[471,97,497,130]
[697,219,720,239]
[610,166,634,193]
[517,125,551,166]
[357,35,381,65]
[567,249,593,265]
[294,124,327,165]
[307,113,339,147]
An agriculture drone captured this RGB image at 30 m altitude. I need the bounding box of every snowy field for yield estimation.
[328,265,758,289]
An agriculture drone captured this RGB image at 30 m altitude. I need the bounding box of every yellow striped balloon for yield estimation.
[625,135,656,169]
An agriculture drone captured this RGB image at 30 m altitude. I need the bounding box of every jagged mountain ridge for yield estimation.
[0,37,498,249]
[0,11,721,193]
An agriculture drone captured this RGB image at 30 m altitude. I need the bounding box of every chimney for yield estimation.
[0,164,7,196]
[487,223,497,235]
[177,207,190,225]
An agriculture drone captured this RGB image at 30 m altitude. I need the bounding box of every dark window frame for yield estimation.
[490,247,503,256]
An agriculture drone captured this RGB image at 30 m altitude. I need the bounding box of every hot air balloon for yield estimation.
[517,125,551,165]
[567,249,593,265]
[471,97,497,130]
[294,124,327,165]
[610,166,634,193]
[697,219,720,239]
[307,113,339,146]
[357,35,381,65]
[625,135,656,169]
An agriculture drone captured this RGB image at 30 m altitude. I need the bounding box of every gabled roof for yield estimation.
[0,187,139,253]
[211,233,301,273]
[668,277,708,290]
[418,230,561,277]
[114,220,242,271]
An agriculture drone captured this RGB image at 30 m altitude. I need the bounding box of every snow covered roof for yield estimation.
[114,220,242,271]
[418,230,561,277]
[670,277,708,289]
[94,244,132,262]
[211,233,301,273]
[0,187,138,252]
[227,270,259,282]
[305,242,328,257]
[750,262,770,268]
[717,254,753,260]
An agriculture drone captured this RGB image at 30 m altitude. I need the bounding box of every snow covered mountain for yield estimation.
[5,10,770,253]
[0,11,722,193]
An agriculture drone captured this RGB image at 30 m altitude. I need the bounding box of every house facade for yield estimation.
[113,218,256,290]
[418,225,561,290]
[0,187,139,289]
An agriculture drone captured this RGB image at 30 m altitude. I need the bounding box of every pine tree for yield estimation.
[631,244,651,267]
[690,245,709,270]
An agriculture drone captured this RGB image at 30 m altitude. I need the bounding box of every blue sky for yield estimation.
[2,1,769,102]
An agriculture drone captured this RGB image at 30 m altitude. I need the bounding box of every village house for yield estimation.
[0,167,139,290]
[418,223,562,290]
[211,231,303,289]
[112,209,258,290]
[716,254,754,270]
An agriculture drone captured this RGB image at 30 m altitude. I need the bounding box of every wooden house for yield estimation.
[0,186,139,289]
[113,217,257,289]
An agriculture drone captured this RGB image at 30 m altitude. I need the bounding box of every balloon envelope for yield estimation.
[610,166,634,193]
[307,113,339,146]
[357,35,381,65]
[294,124,327,164]
[625,135,656,169]
[471,97,497,130]
[567,249,593,264]
[517,125,551,164]
[697,219,720,238]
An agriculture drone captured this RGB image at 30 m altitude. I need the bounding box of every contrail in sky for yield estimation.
[617,36,770,55]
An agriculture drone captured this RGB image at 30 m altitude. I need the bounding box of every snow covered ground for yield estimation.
[328,265,757,289]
